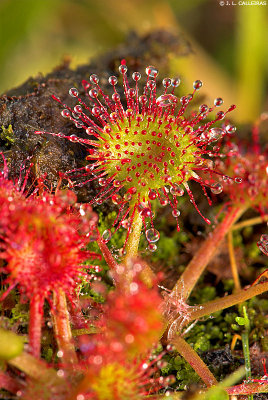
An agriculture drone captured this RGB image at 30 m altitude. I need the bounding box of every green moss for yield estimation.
[80,210,127,298]
[247,242,261,258]
[0,124,15,145]
[148,235,178,263]
[12,302,29,325]
[162,353,201,390]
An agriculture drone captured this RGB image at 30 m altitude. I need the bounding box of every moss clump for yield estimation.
[0,124,15,146]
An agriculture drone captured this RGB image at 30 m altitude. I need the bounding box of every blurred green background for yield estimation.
[0,0,267,123]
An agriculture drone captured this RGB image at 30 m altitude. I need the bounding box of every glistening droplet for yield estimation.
[148,243,157,252]
[156,94,177,107]
[146,66,159,78]
[98,178,107,186]
[146,228,160,243]
[193,80,202,90]
[211,183,223,194]
[102,229,111,242]
[214,97,223,106]
[208,128,225,142]
[69,88,78,97]
[172,209,181,217]
[235,177,243,184]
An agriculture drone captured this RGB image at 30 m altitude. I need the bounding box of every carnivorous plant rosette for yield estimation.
[215,122,268,214]
[0,173,100,358]
[36,60,237,256]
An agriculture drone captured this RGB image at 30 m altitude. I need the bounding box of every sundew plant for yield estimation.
[37,61,238,256]
[1,58,268,400]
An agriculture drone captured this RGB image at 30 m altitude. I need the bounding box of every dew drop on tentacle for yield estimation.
[208,127,225,142]
[140,207,152,218]
[214,97,223,107]
[172,209,181,217]
[193,80,203,90]
[108,76,118,86]
[69,134,79,142]
[89,88,99,98]
[156,94,178,107]
[170,184,184,197]
[139,95,147,105]
[74,105,83,114]
[147,80,156,90]
[171,77,180,87]
[113,180,121,187]
[199,104,208,113]
[147,243,157,252]
[226,124,236,134]
[90,74,99,84]
[128,88,136,97]
[69,88,78,97]
[61,109,71,118]
[132,72,141,81]
[146,66,159,78]
[119,64,128,74]
[98,177,108,186]
[162,78,171,89]
[102,229,112,242]
[146,228,160,243]
[234,176,243,184]
[210,183,223,194]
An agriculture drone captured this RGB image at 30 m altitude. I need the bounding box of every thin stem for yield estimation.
[240,306,253,400]
[226,382,268,396]
[172,336,217,387]
[8,352,59,381]
[123,207,155,286]
[186,281,268,326]
[232,214,268,231]
[172,205,246,301]
[227,230,241,291]
[96,231,118,270]
[28,293,44,358]
[242,331,253,400]
[52,288,77,365]
[124,207,143,259]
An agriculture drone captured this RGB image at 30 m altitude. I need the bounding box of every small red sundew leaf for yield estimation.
[36,62,236,249]
[76,265,176,399]
[0,171,100,303]
[216,120,268,212]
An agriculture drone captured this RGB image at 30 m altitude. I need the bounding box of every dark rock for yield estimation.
[0,30,190,209]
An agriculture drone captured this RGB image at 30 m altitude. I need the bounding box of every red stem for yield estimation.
[172,336,217,387]
[186,281,268,325]
[52,288,77,365]
[226,382,268,395]
[29,293,44,358]
[171,205,245,301]
[97,231,118,270]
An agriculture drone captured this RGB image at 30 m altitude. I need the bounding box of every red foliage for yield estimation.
[0,176,100,302]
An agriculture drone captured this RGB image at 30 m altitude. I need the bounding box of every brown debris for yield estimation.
[0,30,190,209]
